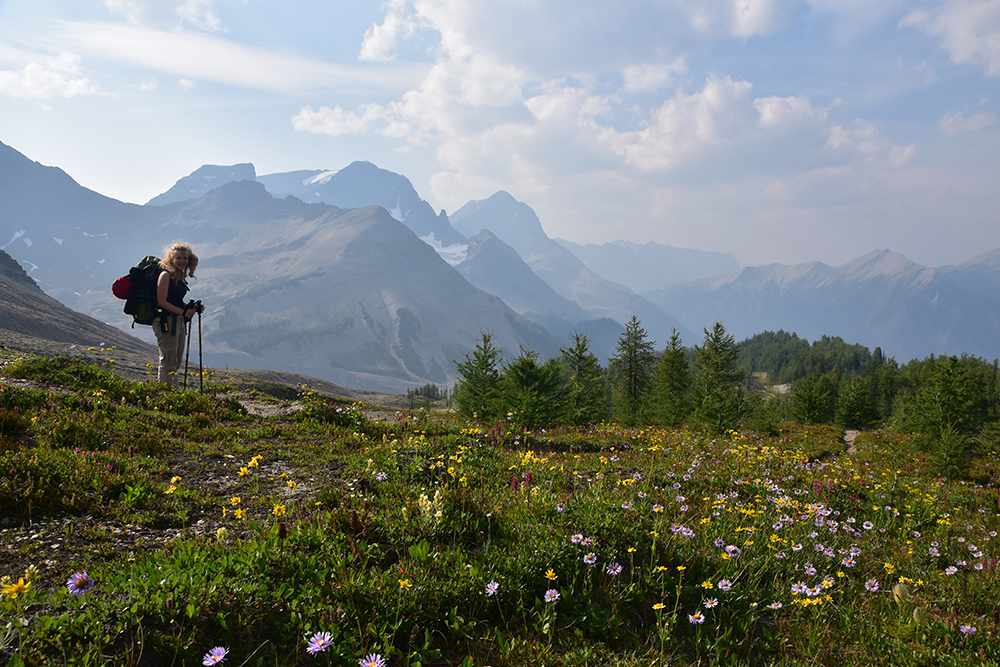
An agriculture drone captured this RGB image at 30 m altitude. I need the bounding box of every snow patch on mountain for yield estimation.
[306,170,338,186]
[421,233,468,265]
[390,198,405,222]
[1,230,26,251]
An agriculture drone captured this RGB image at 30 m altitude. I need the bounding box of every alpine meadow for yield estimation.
[3,0,1000,661]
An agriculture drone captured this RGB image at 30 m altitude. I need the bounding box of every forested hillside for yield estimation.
[736,330,874,384]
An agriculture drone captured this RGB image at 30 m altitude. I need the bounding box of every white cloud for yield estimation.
[0,52,99,100]
[292,103,390,136]
[179,78,196,90]
[827,119,883,154]
[887,143,916,167]
[365,0,793,83]
[54,21,429,95]
[939,109,998,135]
[606,76,757,170]
[622,60,687,93]
[102,0,225,32]
[360,0,419,62]
[754,94,827,128]
[901,0,1000,76]
[729,0,797,37]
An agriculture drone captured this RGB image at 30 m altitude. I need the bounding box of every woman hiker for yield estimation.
[155,242,204,386]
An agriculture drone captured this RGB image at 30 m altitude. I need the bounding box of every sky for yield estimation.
[1,0,999,268]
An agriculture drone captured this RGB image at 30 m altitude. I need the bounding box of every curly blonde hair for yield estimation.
[159,243,199,282]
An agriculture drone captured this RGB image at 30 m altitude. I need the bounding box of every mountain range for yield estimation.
[2,138,998,391]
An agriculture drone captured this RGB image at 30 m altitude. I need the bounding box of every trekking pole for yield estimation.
[184,317,193,391]
[198,308,204,394]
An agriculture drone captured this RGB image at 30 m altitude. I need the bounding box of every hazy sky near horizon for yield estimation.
[1,0,998,268]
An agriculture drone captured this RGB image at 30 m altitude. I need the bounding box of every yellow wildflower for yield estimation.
[2,578,30,599]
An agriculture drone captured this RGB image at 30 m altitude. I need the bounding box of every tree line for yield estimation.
[453,317,749,432]
[453,319,1000,479]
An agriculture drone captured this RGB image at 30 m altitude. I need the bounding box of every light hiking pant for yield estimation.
[153,317,187,386]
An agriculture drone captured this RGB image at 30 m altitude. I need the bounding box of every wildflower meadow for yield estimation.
[1,354,998,666]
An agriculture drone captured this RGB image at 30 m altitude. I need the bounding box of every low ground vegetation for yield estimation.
[1,344,998,666]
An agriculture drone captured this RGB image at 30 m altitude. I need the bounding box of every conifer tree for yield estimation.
[791,370,839,424]
[651,329,691,426]
[693,321,743,433]
[499,348,568,429]
[560,332,610,425]
[836,375,875,428]
[609,316,657,425]
[454,331,502,422]
[908,356,981,476]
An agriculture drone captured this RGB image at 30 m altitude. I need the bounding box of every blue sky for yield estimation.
[1,0,998,268]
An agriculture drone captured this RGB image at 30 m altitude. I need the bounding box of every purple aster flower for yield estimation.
[571,533,583,544]
[485,581,499,596]
[66,571,95,595]
[945,566,958,575]
[960,625,977,635]
[584,553,597,565]
[725,545,741,558]
[606,562,623,576]
[717,579,732,591]
[556,503,566,512]
[203,647,228,665]
[544,589,560,603]
[770,601,783,609]
[688,612,706,624]
[359,654,386,667]
[704,598,719,608]
[865,579,880,592]
[306,632,334,655]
